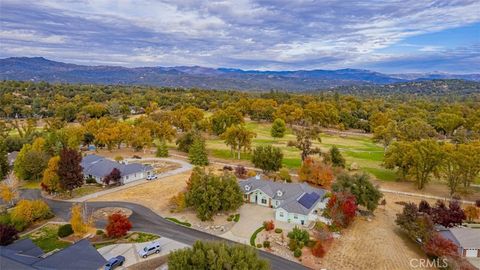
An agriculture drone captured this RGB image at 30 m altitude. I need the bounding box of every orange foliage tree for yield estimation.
[464,205,479,222]
[311,241,326,257]
[263,220,275,231]
[106,213,132,238]
[298,157,334,187]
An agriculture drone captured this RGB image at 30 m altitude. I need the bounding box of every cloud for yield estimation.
[0,0,479,72]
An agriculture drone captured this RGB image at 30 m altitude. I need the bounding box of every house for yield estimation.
[439,227,480,257]
[81,154,154,185]
[239,176,328,225]
[0,238,106,270]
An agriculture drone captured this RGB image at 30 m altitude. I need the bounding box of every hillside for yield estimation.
[1,57,479,91]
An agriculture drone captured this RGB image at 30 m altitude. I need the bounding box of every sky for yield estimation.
[1,0,479,73]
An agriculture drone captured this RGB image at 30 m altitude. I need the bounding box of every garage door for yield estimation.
[465,249,478,257]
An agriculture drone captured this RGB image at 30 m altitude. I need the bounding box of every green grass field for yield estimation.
[204,120,396,181]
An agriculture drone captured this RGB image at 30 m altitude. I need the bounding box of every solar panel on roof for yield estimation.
[297,192,320,209]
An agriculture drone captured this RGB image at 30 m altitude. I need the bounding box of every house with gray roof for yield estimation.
[239,176,329,225]
[0,238,106,270]
[81,154,154,185]
[439,227,480,257]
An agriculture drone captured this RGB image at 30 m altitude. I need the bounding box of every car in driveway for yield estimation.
[138,242,161,258]
[146,174,157,180]
[104,255,125,270]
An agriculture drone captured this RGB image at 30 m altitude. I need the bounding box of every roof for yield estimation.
[32,239,106,270]
[240,177,326,215]
[0,238,106,270]
[7,151,19,166]
[81,154,153,178]
[441,228,480,249]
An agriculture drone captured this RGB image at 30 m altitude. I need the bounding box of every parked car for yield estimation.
[138,242,161,258]
[104,255,125,270]
[146,174,157,180]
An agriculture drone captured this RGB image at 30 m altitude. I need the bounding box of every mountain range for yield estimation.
[1,57,479,91]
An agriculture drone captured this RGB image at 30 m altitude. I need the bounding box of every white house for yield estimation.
[239,176,328,225]
[80,154,154,185]
[440,227,480,257]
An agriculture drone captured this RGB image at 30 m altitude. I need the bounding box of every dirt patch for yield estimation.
[127,255,167,270]
[92,207,133,220]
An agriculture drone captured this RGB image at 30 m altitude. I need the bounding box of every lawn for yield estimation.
[205,120,396,181]
[55,185,105,199]
[22,224,70,253]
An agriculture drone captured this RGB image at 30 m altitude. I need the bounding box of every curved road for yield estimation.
[23,190,309,270]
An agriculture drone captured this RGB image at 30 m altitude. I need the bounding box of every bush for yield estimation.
[278,168,291,182]
[234,166,247,179]
[293,248,302,258]
[233,214,240,222]
[246,170,257,178]
[311,241,326,258]
[263,240,270,248]
[0,224,18,245]
[274,228,282,233]
[227,217,232,222]
[263,220,275,231]
[10,200,53,231]
[256,243,263,248]
[96,229,105,236]
[85,177,97,184]
[250,226,264,246]
[106,213,132,238]
[165,217,192,227]
[57,224,73,237]
[114,156,123,161]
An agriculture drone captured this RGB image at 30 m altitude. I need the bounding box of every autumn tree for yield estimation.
[395,203,434,243]
[431,200,466,228]
[70,204,88,235]
[271,118,286,138]
[103,168,121,185]
[434,112,465,137]
[373,121,398,150]
[58,148,84,193]
[222,125,256,159]
[0,182,16,206]
[464,205,479,222]
[41,156,61,194]
[10,200,53,231]
[332,173,383,211]
[325,192,357,228]
[188,137,209,166]
[0,224,18,246]
[298,157,334,187]
[408,140,444,189]
[210,107,244,135]
[106,213,132,238]
[294,127,321,161]
[397,117,437,141]
[423,233,458,258]
[311,241,326,258]
[251,145,283,172]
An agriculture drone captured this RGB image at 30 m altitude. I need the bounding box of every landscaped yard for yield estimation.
[22,224,70,253]
[55,185,106,199]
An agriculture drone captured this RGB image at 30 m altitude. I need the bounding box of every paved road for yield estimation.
[23,190,308,270]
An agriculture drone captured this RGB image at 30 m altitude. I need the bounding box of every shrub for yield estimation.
[263,220,275,231]
[0,224,18,245]
[57,224,73,237]
[85,177,97,184]
[234,166,247,179]
[227,217,232,222]
[165,217,192,227]
[223,166,233,171]
[246,170,257,178]
[233,214,240,222]
[106,213,132,238]
[256,243,263,248]
[306,240,316,248]
[288,238,297,251]
[10,199,53,231]
[263,240,270,248]
[114,156,123,162]
[274,228,282,234]
[476,199,480,208]
[287,226,310,246]
[311,241,326,258]
[293,248,302,258]
[278,168,291,182]
[96,229,105,236]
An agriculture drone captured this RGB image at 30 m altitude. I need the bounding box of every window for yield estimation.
[261,198,267,204]
[294,214,298,219]
[279,212,284,217]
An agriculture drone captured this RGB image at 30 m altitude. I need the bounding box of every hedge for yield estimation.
[58,224,73,237]
[165,217,192,227]
[250,226,264,247]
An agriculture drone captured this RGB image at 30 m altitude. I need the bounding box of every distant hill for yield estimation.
[0,57,479,91]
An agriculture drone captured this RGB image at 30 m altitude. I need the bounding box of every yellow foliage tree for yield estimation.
[42,156,61,194]
[0,182,15,205]
[465,205,479,222]
[169,192,186,212]
[70,204,88,235]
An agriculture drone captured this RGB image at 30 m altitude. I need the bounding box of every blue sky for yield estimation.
[1,0,479,73]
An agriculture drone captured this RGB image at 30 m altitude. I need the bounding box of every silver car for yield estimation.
[138,242,161,258]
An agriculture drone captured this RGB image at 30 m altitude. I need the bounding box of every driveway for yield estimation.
[98,237,188,268]
[226,204,275,241]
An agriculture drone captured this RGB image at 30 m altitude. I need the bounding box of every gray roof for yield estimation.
[440,228,480,249]
[81,154,153,178]
[0,238,106,270]
[239,177,326,215]
[7,151,19,166]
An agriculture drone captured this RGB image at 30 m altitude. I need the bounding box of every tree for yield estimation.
[210,107,244,135]
[441,143,464,196]
[263,220,275,231]
[10,200,53,231]
[221,125,256,159]
[234,166,248,179]
[251,145,283,172]
[332,173,383,212]
[41,156,61,194]
[396,203,433,243]
[434,113,464,137]
[328,145,345,168]
[278,168,291,182]
[155,140,168,157]
[0,182,16,206]
[464,205,479,222]
[58,148,83,192]
[271,118,286,138]
[456,143,480,189]
[408,140,444,189]
[431,200,466,228]
[397,117,436,141]
[168,241,269,270]
[418,200,432,214]
[70,204,88,235]
[294,127,321,161]
[287,226,310,250]
[176,131,197,153]
[423,233,458,258]
[14,138,49,181]
[298,157,333,187]
[188,137,209,166]
[0,140,9,180]
[106,213,132,238]
[0,224,18,246]
[103,168,121,185]
[383,141,414,181]
[185,168,243,221]
[373,121,398,150]
[311,241,326,258]
[325,192,357,228]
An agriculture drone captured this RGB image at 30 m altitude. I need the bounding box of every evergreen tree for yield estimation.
[58,148,84,192]
[188,137,209,166]
[251,145,283,172]
[0,140,9,180]
[155,140,169,157]
[271,118,286,138]
[329,145,346,168]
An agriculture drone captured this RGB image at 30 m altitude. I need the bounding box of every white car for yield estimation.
[138,242,161,258]
[146,175,157,180]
